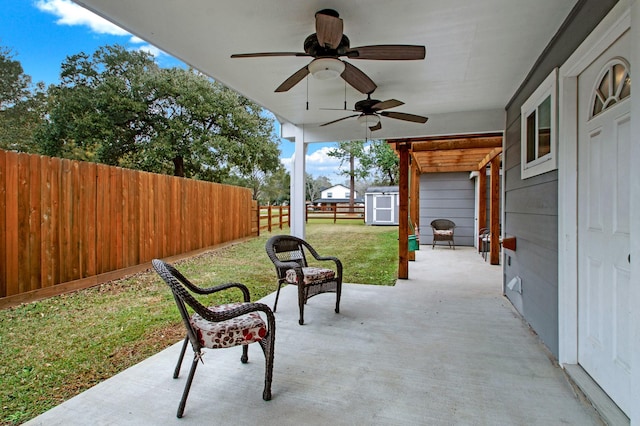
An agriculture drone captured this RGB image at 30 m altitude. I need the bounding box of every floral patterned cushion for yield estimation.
[434,230,454,236]
[286,267,335,285]
[190,303,267,349]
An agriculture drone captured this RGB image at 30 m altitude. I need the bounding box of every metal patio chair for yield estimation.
[152,259,275,418]
[265,235,342,325]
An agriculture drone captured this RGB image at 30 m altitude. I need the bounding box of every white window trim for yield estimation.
[521,68,558,179]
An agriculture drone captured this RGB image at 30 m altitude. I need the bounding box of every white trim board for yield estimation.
[557,0,639,424]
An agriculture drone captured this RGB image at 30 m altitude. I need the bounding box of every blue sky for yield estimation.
[1,0,345,183]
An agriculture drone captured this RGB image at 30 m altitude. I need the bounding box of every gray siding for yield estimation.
[503,0,618,358]
[420,173,475,246]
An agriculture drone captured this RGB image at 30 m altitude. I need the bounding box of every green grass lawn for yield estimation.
[0,223,397,425]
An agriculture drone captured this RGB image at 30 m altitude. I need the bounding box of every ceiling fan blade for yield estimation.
[341,62,377,94]
[380,111,429,123]
[346,45,426,60]
[319,114,360,127]
[316,12,343,49]
[369,121,382,131]
[275,66,310,92]
[372,99,404,111]
[231,52,310,58]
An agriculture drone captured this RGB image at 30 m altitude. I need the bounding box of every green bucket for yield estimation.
[408,234,420,251]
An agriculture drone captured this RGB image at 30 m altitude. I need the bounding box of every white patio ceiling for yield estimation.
[73,0,578,142]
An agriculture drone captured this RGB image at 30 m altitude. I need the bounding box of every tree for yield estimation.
[35,46,158,163]
[368,139,399,185]
[261,167,291,205]
[305,174,332,203]
[328,141,369,207]
[35,45,282,184]
[0,46,30,108]
[0,46,46,152]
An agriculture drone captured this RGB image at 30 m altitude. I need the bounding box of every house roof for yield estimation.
[69,1,579,143]
[366,186,399,194]
[321,184,350,192]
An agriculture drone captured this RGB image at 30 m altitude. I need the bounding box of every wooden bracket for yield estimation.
[502,237,516,251]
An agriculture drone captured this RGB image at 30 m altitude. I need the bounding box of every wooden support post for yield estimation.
[267,205,272,232]
[490,156,500,265]
[478,165,487,252]
[409,159,420,261]
[398,142,410,279]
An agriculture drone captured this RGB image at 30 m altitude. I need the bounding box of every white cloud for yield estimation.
[281,146,345,184]
[36,0,130,36]
[136,44,163,58]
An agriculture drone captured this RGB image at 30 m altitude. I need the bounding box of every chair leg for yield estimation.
[335,281,341,314]
[298,285,306,325]
[259,315,276,401]
[241,345,248,364]
[174,337,189,378]
[176,352,200,418]
[273,281,283,312]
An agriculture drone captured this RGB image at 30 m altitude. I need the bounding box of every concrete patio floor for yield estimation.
[25,247,603,425]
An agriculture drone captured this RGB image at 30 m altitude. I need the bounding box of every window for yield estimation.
[590,58,630,119]
[327,192,333,198]
[521,68,557,179]
[344,192,350,198]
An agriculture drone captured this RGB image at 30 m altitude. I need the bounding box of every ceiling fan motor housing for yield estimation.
[304,34,350,57]
[355,98,381,113]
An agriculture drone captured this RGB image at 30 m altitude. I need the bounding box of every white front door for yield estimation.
[577,30,631,415]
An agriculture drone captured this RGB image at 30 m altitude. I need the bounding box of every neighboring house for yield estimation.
[313,184,363,207]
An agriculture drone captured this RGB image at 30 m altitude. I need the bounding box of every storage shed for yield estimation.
[365,186,399,225]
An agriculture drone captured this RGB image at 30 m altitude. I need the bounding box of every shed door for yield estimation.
[373,195,394,223]
[577,31,631,415]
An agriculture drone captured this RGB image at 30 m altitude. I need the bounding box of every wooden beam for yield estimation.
[477,147,503,170]
[489,156,500,265]
[409,137,503,152]
[390,132,503,144]
[418,165,481,173]
[398,143,410,279]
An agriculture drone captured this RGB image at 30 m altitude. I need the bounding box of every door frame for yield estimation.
[373,194,395,224]
[557,0,639,422]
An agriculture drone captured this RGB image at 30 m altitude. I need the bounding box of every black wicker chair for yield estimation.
[430,219,456,249]
[152,259,275,418]
[265,235,342,325]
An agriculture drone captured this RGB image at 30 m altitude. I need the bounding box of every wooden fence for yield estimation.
[257,205,289,234]
[0,149,256,308]
[306,205,366,223]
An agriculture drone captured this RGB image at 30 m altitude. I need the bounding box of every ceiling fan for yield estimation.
[319,94,428,131]
[231,9,426,94]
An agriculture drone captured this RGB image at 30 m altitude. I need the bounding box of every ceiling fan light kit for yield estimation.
[357,114,380,127]
[308,58,345,80]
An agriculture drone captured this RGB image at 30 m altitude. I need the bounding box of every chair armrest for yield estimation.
[168,262,251,301]
[310,255,342,276]
[195,282,251,303]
